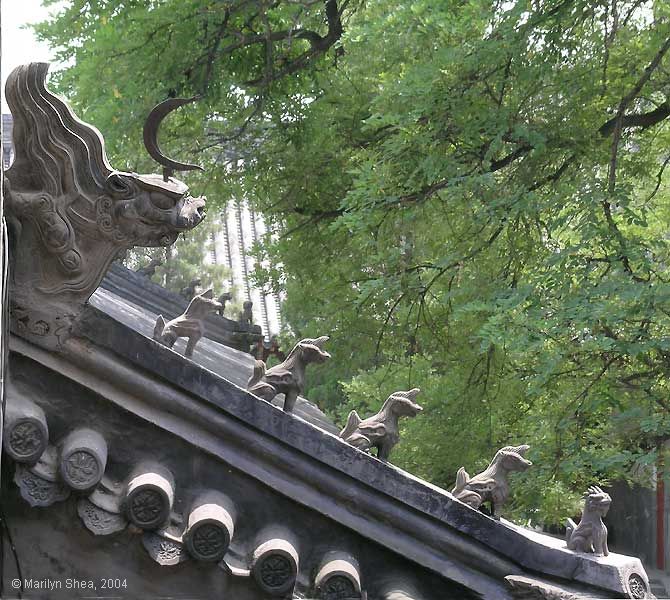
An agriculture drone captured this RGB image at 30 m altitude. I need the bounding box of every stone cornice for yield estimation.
[7,297,650,599]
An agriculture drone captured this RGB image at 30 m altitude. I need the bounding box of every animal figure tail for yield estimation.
[565,517,576,546]
[452,467,470,494]
[153,315,166,341]
[248,360,266,389]
[339,410,362,440]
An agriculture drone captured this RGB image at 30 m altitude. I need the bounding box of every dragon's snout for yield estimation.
[175,195,206,230]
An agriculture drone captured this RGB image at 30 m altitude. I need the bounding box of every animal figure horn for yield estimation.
[143,96,205,181]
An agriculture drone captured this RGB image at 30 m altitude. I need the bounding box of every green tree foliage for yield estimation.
[128,217,232,299]
[36,0,670,525]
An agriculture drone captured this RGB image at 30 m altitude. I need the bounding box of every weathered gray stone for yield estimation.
[3,391,48,463]
[314,552,362,599]
[339,388,422,462]
[99,264,264,353]
[452,444,532,519]
[142,531,190,566]
[502,520,651,598]
[238,300,254,325]
[251,531,299,596]
[566,485,611,556]
[77,498,128,536]
[4,62,205,350]
[14,445,70,507]
[124,463,175,530]
[59,428,108,491]
[153,288,222,357]
[183,490,235,562]
[505,575,601,599]
[247,335,331,412]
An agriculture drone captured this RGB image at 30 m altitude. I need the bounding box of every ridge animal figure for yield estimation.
[135,257,163,278]
[238,300,254,326]
[566,485,611,556]
[452,444,532,519]
[247,336,330,413]
[339,389,423,462]
[180,278,202,300]
[217,292,233,317]
[153,289,222,357]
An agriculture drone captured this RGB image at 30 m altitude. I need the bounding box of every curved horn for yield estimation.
[143,96,204,180]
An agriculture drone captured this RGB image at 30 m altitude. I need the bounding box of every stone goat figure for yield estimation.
[247,336,330,413]
[566,485,611,556]
[339,389,423,462]
[153,289,222,357]
[452,444,532,519]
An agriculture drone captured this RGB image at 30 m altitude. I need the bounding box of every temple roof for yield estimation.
[90,284,337,434]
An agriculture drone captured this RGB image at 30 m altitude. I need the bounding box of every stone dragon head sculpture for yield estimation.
[4,63,206,347]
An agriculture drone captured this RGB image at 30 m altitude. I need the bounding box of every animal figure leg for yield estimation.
[376,442,392,462]
[162,329,178,349]
[491,501,502,520]
[283,390,298,413]
[185,333,200,357]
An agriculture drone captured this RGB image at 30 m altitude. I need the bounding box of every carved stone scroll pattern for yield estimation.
[64,451,100,487]
[627,574,647,599]
[14,464,70,508]
[190,523,228,560]
[259,554,294,590]
[322,576,359,600]
[142,533,189,566]
[77,499,127,536]
[128,489,167,528]
[8,422,44,459]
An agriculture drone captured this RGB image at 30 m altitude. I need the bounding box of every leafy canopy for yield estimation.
[36,0,670,524]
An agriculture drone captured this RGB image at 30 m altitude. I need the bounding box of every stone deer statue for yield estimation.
[452,444,532,519]
[247,336,330,413]
[566,485,611,556]
[339,389,423,462]
[153,289,222,357]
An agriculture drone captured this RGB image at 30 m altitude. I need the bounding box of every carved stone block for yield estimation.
[3,395,48,463]
[4,63,206,350]
[14,445,70,507]
[124,463,175,530]
[248,336,330,413]
[142,532,190,566]
[59,428,108,491]
[88,475,125,514]
[153,288,222,357]
[452,444,532,519]
[251,535,299,596]
[379,579,424,600]
[339,389,423,462]
[314,552,362,600]
[77,498,128,536]
[566,486,611,557]
[183,490,235,562]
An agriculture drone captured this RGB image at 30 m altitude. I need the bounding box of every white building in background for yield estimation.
[2,113,282,339]
[207,201,283,339]
[2,114,14,168]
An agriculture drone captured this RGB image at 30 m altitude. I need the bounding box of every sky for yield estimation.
[2,1,61,111]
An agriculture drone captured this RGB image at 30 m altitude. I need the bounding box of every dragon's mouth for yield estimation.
[174,194,206,230]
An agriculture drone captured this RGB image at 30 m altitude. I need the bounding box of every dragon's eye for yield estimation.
[150,191,178,210]
[106,174,132,196]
